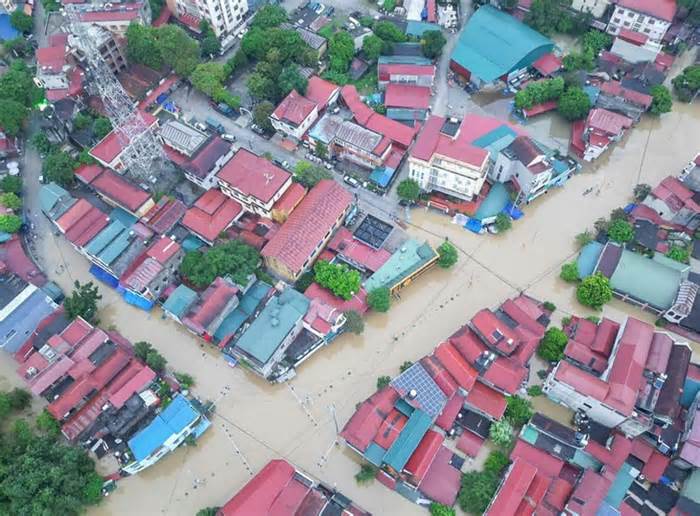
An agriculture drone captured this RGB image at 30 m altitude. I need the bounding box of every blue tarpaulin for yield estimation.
[156,93,169,104]
[624,203,636,214]
[465,218,483,233]
[0,14,19,41]
[89,263,119,288]
[123,290,155,311]
[504,202,524,219]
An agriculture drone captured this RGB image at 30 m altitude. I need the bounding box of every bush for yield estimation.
[505,395,533,427]
[607,218,633,243]
[355,463,377,485]
[36,409,61,437]
[543,301,556,312]
[294,271,314,293]
[537,369,549,380]
[667,245,690,264]
[429,502,456,516]
[437,241,458,269]
[557,86,591,120]
[421,30,447,59]
[489,419,514,449]
[313,260,361,300]
[7,388,31,410]
[0,214,22,233]
[458,471,499,514]
[343,310,364,335]
[495,213,512,233]
[0,192,22,210]
[399,361,413,373]
[527,385,544,397]
[650,85,673,115]
[293,160,331,188]
[672,65,700,102]
[633,183,651,202]
[0,175,21,194]
[560,262,579,282]
[376,375,391,390]
[179,240,260,288]
[538,327,568,362]
[514,77,564,110]
[368,288,391,312]
[577,272,613,309]
[397,178,420,201]
[174,372,195,389]
[575,230,593,249]
[484,450,510,476]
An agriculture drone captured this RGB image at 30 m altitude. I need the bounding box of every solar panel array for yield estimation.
[391,363,447,418]
[354,214,394,249]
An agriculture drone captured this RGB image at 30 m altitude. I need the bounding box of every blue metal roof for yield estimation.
[369,164,397,188]
[109,207,138,227]
[472,125,518,155]
[98,229,132,265]
[450,5,553,83]
[85,220,127,257]
[213,281,272,342]
[474,182,510,220]
[405,21,441,37]
[364,442,387,466]
[0,288,55,353]
[128,395,199,461]
[39,183,75,219]
[0,14,19,42]
[162,284,198,318]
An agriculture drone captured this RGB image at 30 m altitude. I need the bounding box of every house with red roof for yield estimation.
[180,189,243,245]
[79,167,155,217]
[383,83,432,121]
[182,277,240,340]
[140,197,187,235]
[378,62,436,89]
[325,227,391,273]
[90,111,159,171]
[36,33,84,103]
[641,176,700,231]
[262,179,353,281]
[77,0,152,37]
[54,198,111,250]
[607,0,677,43]
[573,108,633,162]
[270,182,306,224]
[271,90,320,141]
[218,459,369,516]
[303,282,368,339]
[408,115,490,202]
[217,149,292,218]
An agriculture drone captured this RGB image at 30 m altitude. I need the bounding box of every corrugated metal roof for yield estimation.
[382,408,433,472]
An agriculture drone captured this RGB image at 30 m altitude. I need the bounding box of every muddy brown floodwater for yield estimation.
[1,81,698,516]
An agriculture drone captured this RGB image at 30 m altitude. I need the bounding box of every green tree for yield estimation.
[0,214,22,233]
[650,85,673,115]
[0,60,43,107]
[355,463,377,485]
[563,50,595,71]
[0,176,21,194]
[174,372,195,389]
[252,100,275,132]
[0,192,21,210]
[73,112,92,131]
[43,151,77,187]
[575,230,593,249]
[41,0,60,12]
[196,508,221,516]
[495,213,512,232]
[133,341,153,361]
[400,361,414,373]
[607,218,633,243]
[397,178,420,202]
[199,20,221,57]
[368,287,391,312]
[633,183,651,202]
[0,99,28,136]
[373,21,407,43]
[489,419,514,449]
[376,375,391,390]
[10,10,33,33]
[295,271,315,293]
[484,450,510,476]
[190,62,228,97]
[157,25,200,76]
[31,133,54,154]
[292,161,331,188]
[343,311,365,334]
[558,87,591,120]
[582,30,612,56]
[560,262,580,282]
[149,0,164,18]
[226,50,248,77]
[528,385,544,396]
[315,142,328,160]
[36,409,61,438]
[126,23,163,70]
[458,471,499,514]
[146,349,167,372]
[64,281,102,323]
[421,30,447,59]
[383,0,397,12]
[437,241,458,269]
[0,392,10,418]
[505,395,533,427]
[279,65,308,97]
[328,31,355,73]
[250,4,288,29]
[429,503,456,516]
[3,37,31,57]
[313,260,361,300]
[667,245,690,263]
[7,388,31,410]
[362,35,384,61]
[538,327,568,361]
[93,117,112,139]
[515,77,565,110]
[525,0,568,34]
[577,272,613,309]
[672,65,700,102]
[179,240,261,288]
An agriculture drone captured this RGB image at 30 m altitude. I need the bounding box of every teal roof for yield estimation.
[39,182,75,219]
[474,182,510,220]
[609,249,682,310]
[182,235,206,251]
[578,241,604,278]
[364,239,438,292]
[85,220,128,257]
[163,284,198,318]
[472,125,518,154]
[572,449,602,471]
[378,54,432,65]
[604,462,636,508]
[451,5,554,83]
[109,207,138,227]
[364,442,387,466]
[98,228,132,265]
[383,409,433,471]
[213,280,272,342]
[233,288,309,365]
[681,469,700,503]
[395,398,415,418]
[405,21,441,37]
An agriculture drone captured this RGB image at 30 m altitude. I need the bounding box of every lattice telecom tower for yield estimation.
[64,4,165,179]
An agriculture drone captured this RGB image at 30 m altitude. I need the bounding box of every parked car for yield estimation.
[215,103,236,117]
[323,162,332,170]
[221,133,236,142]
[251,124,265,135]
[194,122,207,132]
[343,175,360,188]
[205,116,225,134]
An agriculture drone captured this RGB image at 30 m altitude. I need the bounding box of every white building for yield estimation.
[571,0,611,19]
[270,90,319,141]
[77,1,152,37]
[606,0,677,43]
[166,0,248,43]
[491,136,553,204]
[408,116,490,202]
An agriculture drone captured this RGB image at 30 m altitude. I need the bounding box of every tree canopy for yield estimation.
[199,20,221,57]
[126,23,200,76]
[495,213,512,232]
[667,245,690,264]
[421,30,447,59]
[650,85,673,115]
[515,77,564,110]
[0,61,43,108]
[557,87,591,121]
[10,10,33,33]
[576,272,613,310]
[672,65,700,102]
[313,260,361,300]
[43,151,77,187]
[437,241,458,269]
[0,192,21,210]
[397,178,420,201]
[368,288,391,312]
[505,395,533,427]
[328,31,355,74]
[362,35,384,62]
[0,99,27,137]
[250,4,288,29]
[179,240,260,288]
[293,161,331,188]
[607,218,633,243]
[64,281,102,323]
[133,341,167,372]
[0,176,21,194]
[538,327,568,362]
[458,471,500,514]
[489,419,514,449]
[429,503,456,516]
[560,262,580,283]
[0,214,21,234]
[253,101,275,132]
[279,65,308,97]
[373,21,407,43]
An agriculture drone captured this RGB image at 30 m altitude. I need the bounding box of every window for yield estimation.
[613,17,621,23]
[627,11,634,17]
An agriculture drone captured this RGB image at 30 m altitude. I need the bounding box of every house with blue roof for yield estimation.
[122,394,210,475]
[449,5,554,88]
[162,284,199,323]
[85,219,148,288]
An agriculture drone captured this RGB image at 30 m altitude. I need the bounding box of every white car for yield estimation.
[343,175,359,188]
[324,162,332,170]
[281,160,290,169]
[194,122,207,132]
[221,133,236,142]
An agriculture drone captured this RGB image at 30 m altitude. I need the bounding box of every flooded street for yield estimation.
[0,82,697,516]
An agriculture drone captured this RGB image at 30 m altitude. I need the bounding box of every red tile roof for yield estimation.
[304,76,339,109]
[434,340,478,390]
[417,446,462,506]
[304,282,368,315]
[378,63,436,81]
[384,84,432,110]
[641,450,670,483]
[565,470,611,516]
[340,386,399,452]
[646,333,673,373]
[262,180,352,277]
[434,392,464,431]
[471,308,520,356]
[532,53,562,76]
[554,361,609,400]
[217,149,291,203]
[654,51,674,70]
[482,357,528,394]
[585,433,633,471]
[90,111,158,164]
[586,108,633,136]
[74,164,104,184]
[410,115,489,168]
[181,190,243,243]
[420,355,459,398]
[404,430,444,483]
[272,182,307,215]
[373,409,407,449]
[522,100,558,117]
[272,90,317,126]
[146,235,181,264]
[450,327,488,363]
[183,277,239,336]
[464,381,507,419]
[108,362,156,409]
[485,458,539,516]
[138,74,179,111]
[56,199,110,247]
[617,0,677,21]
[326,227,391,273]
[91,169,151,212]
[511,439,564,478]
[631,437,655,462]
[564,339,608,374]
[37,45,67,73]
[141,198,187,234]
[219,460,298,515]
[79,7,142,22]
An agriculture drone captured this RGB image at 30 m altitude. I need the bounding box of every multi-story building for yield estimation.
[571,0,611,18]
[408,116,490,202]
[70,25,127,75]
[77,1,152,37]
[165,0,248,42]
[606,0,677,43]
[270,90,319,141]
[216,149,292,217]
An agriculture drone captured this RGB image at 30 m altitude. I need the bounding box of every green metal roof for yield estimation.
[98,228,132,265]
[213,281,272,342]
[605,462,635,508]
[233,288,309,365]
[451,5,553,83]
[406,21,441,37]
[383,409,433,472]
[681,469,700,503]
[39,183,75,219]
[364,239,437,292]
[472,125,518,155]
[363,442,387,466]
[577,241,604,278]
[609,249,682,310]
[163,284,198,318]
[85,220,127,257]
